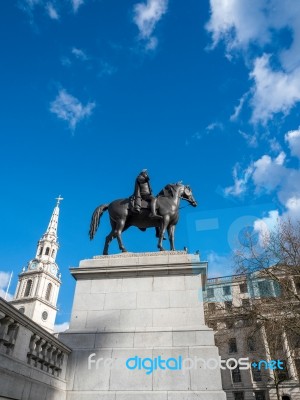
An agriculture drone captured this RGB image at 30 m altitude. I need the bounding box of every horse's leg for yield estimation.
[103,220,117,255]
[157,216,169,251]
[115,219,127,253]
[167,224,175,251]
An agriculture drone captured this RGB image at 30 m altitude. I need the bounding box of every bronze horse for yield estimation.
[89,183,197,255]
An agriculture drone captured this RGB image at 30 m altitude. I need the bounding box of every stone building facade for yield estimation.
[204,271,300,400]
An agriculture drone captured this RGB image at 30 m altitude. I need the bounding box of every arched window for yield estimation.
[45,247,50,255]
[39,247,43,256]
[45,283,52,301]
[282,396,290,400]
[51,249,55,257]
[24,280,32,297]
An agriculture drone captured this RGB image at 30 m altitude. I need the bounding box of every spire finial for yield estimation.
[55,195,64,206]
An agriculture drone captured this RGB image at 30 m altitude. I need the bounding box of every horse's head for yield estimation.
[180,184,197,207]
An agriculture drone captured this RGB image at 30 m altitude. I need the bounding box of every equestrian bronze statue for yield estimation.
[89,182,197,255]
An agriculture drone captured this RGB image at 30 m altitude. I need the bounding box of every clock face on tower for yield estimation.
[29,261,38,270]
[50,263,57,275]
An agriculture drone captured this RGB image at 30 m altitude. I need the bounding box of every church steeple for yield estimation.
[10,197,63,333]
[35,196,63,264]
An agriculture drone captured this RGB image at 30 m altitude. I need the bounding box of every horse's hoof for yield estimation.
[103,251,108,255]
[121,248,128,253]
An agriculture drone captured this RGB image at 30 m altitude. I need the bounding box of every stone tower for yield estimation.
[10,197,63,333]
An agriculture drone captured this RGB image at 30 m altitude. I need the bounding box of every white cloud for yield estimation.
[238,130,257,148]
[285,128,300,159]
[250,55,300,124]
[206,0,300,124]
[230,92,249,122]
[54,321,69,333]
[133,0,168,50]
[71,0,84,13]
[0,271,13,301]
[206,122,223,132]
[50,89,95,131]
[224,163,253,197]
[71,47,88,61]
[46,2,59,19]
[254,210,280,246]
[252,152,289,198]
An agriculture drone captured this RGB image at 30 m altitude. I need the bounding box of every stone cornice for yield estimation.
[70,252,207,280]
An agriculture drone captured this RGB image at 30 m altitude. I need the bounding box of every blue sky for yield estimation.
[1,0,300,330]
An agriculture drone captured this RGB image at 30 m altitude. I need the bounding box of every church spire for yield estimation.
[45,196,63,238]
[11,197,63,333]
[35,196,63,263]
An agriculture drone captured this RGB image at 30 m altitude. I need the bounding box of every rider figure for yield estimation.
[133,169,161,218]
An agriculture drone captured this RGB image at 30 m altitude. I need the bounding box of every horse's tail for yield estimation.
[89,204,109,240]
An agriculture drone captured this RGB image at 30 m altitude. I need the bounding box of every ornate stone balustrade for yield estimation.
[0,297,71,389]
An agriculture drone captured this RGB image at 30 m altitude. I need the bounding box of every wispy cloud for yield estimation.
[230,92,249,122]
[19,0,85,20]
[0,271,13,301]
[206,0,300,124]
[50,89,95,131]
[285,127,300,159]
[71,47,89,61]
[19,0,59,21]
[238,130,258,148]
[225,127,300,221]
[71,0,84,13]
[224,163,254,197]
[133,0,168,51]
[46,2,59,19]
[98,61,117,78]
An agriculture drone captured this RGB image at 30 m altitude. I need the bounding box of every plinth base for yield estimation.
[59,252,226,400]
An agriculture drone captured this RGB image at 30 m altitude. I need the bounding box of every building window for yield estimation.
[247,337,256,352]
[234,392,244,400]
[229,338,238,353]
[254,391,266,400]
[258,280,273,297]
[282,396,291,400]
[24,280,32,297]
[277,360,289,381]
[39,247,43,256]
[207,288,214,298]
[225,301,232,311]
[239,283,248,293]
[251,362,262,381]
[45,247,50,256]
[295,359,300,379]
[231,363,242,383]
[290,332,300,348]
[208,303,216,314]
[296,282,300,294]
[45,283,52,301]
[242,299,250,308]
[226,319,234,329]
[51,249,55,257]
[223,286,231,296]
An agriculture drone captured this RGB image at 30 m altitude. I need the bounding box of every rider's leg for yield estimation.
[149,197,162,218]
[134,196,141,213]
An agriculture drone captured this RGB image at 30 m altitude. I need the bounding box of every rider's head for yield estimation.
[140,169,148,177]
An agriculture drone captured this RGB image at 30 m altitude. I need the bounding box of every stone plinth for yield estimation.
[59,252,226,400]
